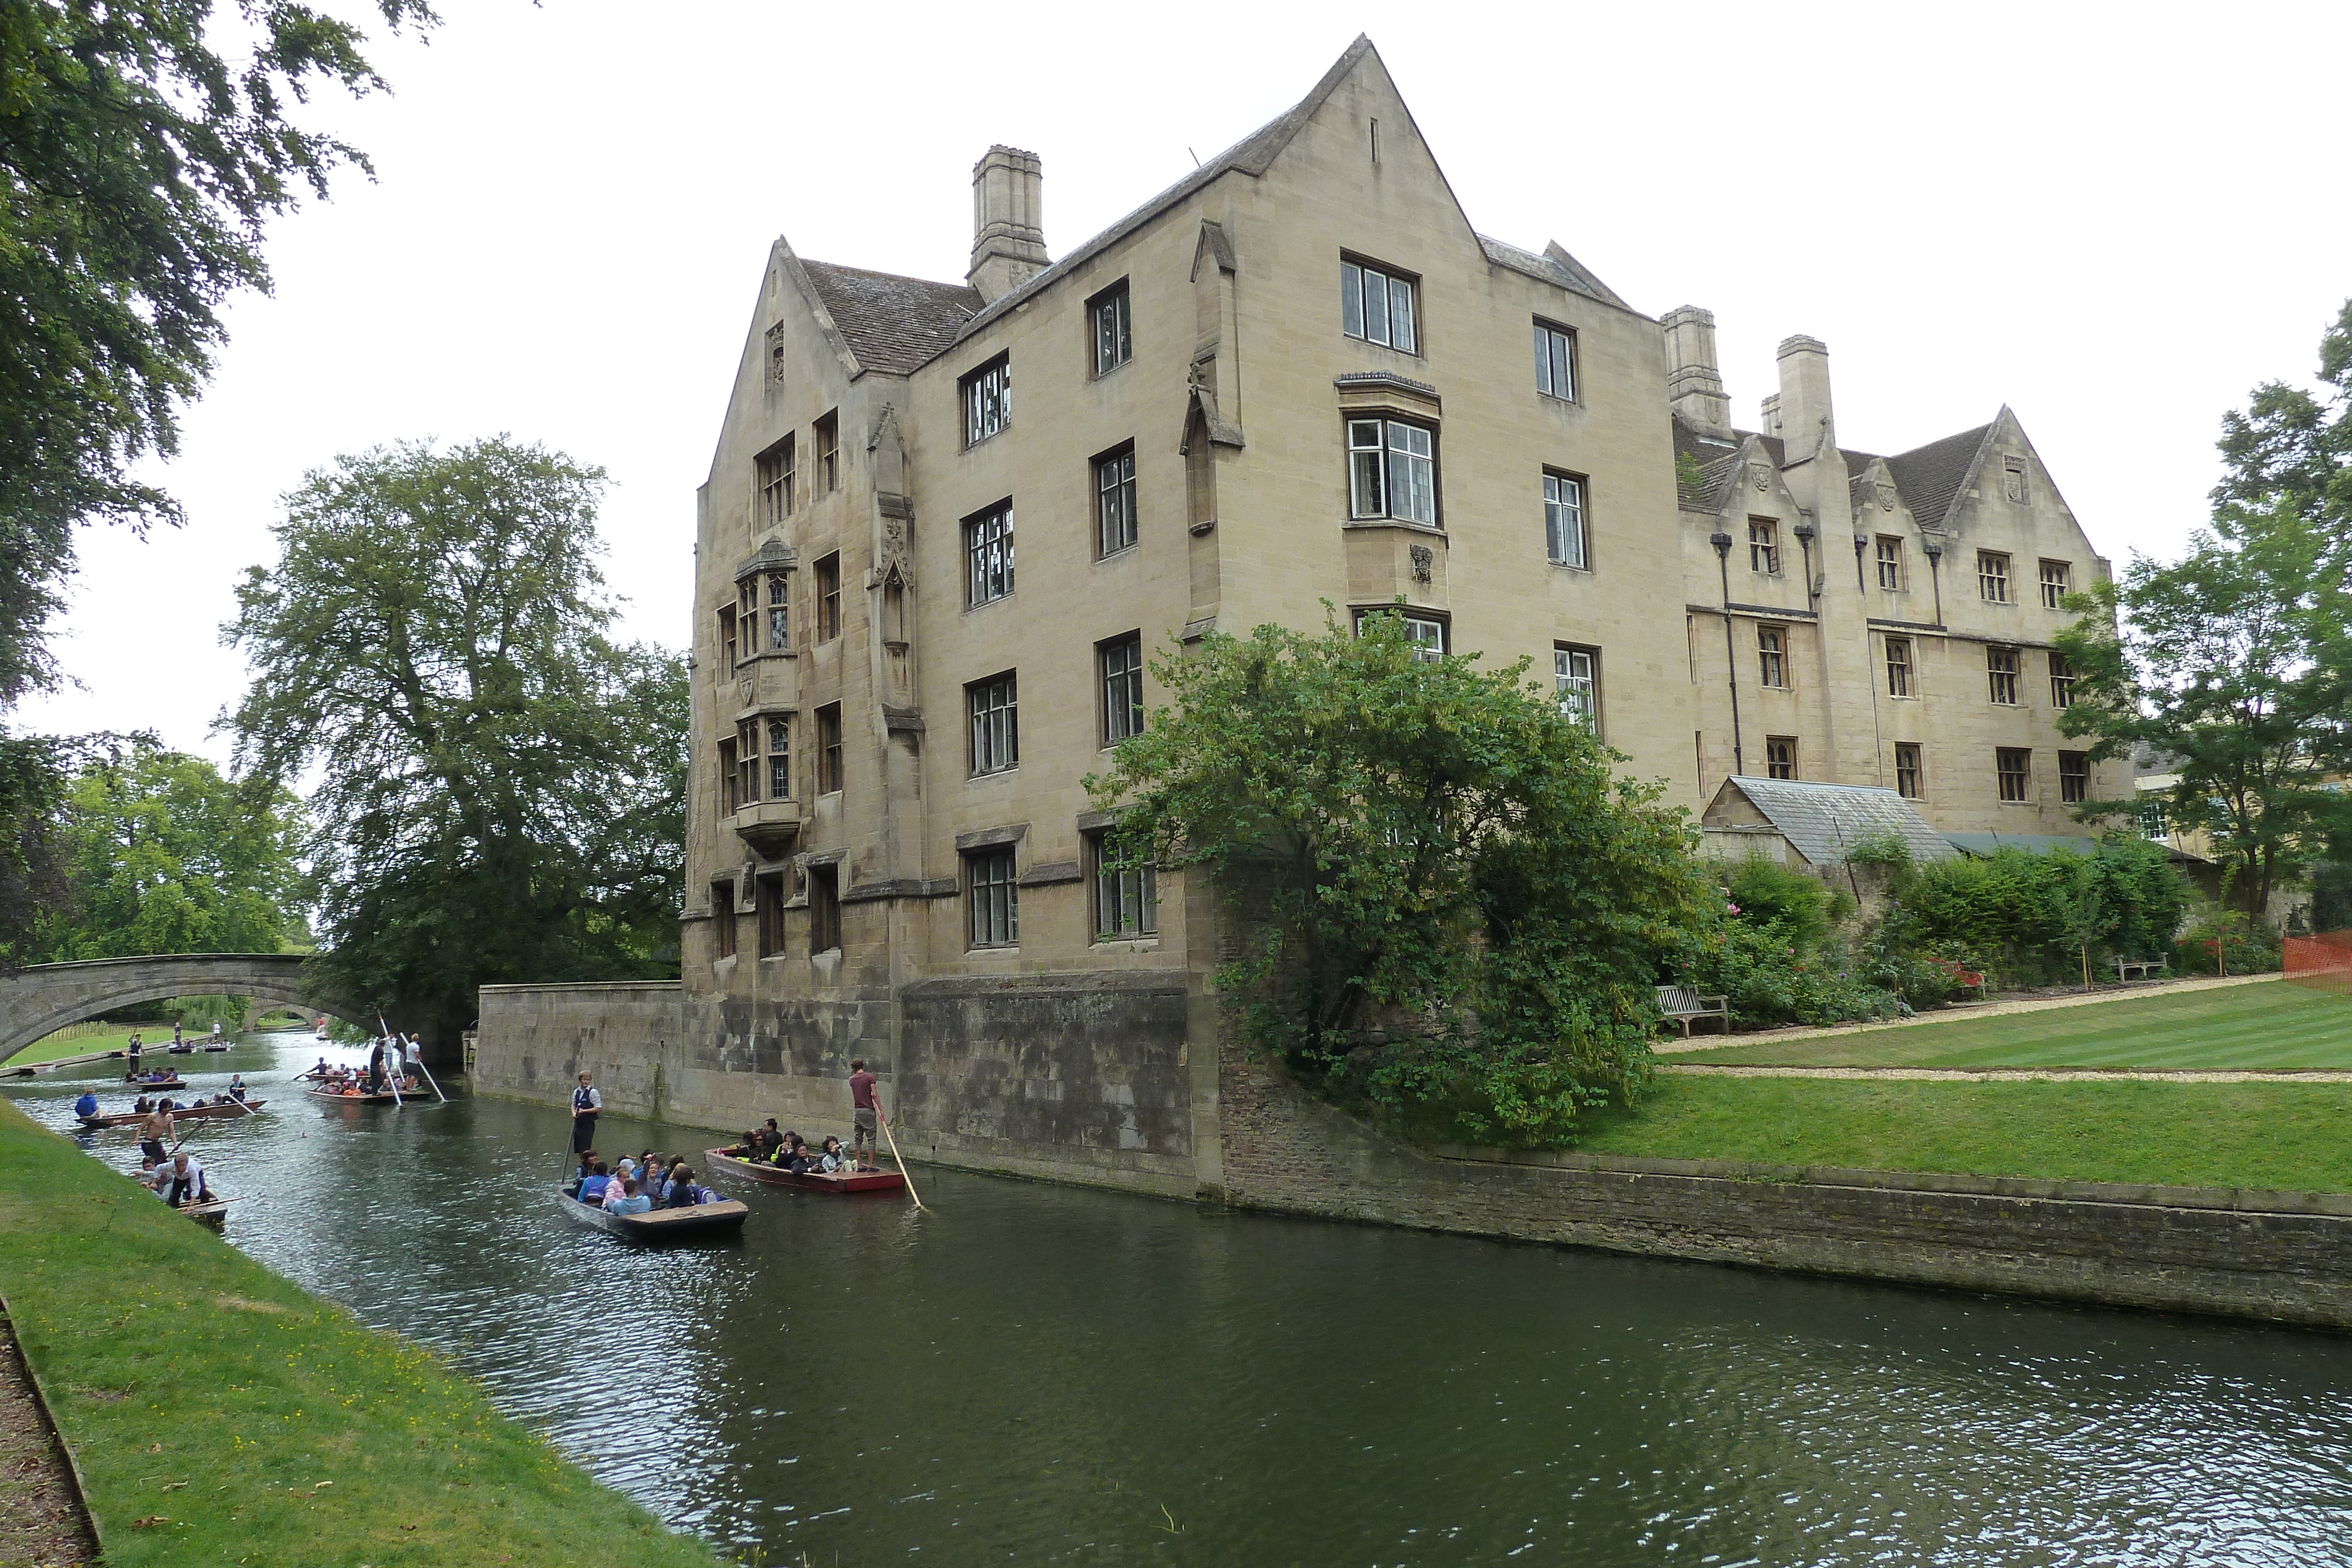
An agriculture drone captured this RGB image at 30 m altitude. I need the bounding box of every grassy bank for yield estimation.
[0,1101,727,1567]
[1573,1075,2352,1191]
[1675,978,2352,1069]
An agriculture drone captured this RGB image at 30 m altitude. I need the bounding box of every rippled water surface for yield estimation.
[13,1035,2352,1564]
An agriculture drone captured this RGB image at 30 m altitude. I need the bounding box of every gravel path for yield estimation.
[1661,1062,2352,1084]
[0,1308,97,1567]
[1655,972,2284,1055]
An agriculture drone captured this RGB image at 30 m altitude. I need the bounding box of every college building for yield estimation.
[474,38,2124,1192]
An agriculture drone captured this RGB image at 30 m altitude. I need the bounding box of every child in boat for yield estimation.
[818,1136,846,1173]
[605,1176,650,1216]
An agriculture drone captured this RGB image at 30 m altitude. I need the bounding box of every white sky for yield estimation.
[18,0,2350,763]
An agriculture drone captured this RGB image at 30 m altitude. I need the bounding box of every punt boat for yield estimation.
[303,1085,427,1105]
[121,1073,185,1088]
[79,1099,264,1128]
[178,1196,229,1229]
[558,1188,747,1241]
[704,1145,908,1195]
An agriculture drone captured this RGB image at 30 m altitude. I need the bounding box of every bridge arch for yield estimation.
[0,955,367,1065]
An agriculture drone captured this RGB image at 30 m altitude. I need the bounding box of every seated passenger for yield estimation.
[133,1096,152,1114]
[756,1119,781,1156]
[817,1136,846,1174]
[605,1176,650,1215]
[667,1166,707,1206]
[576,1159,612,1203]
[661,1159,693,1205]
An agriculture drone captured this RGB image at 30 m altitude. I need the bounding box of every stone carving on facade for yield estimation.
[1410,544,1433,583]
[2002,457,2027,504]
[1749,461,1771,492]
[764,321,789,386]
[1876,483,1897,511]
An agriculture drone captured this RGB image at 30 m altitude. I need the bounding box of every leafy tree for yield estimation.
[35,741,305,960]
[2058,304,2352,915]
[1087,609,1708,1146]
[0,731,80,968]
[222,438,686,1050]
[0,0,435,705]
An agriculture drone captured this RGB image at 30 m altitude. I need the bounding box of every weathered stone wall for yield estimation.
[473,971,1202,1196]
[1215,1044,2352,1331]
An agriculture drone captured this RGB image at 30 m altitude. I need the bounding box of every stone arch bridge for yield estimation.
[0,954,367,1066]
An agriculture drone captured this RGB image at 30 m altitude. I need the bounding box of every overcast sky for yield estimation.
[18,0,2350,762]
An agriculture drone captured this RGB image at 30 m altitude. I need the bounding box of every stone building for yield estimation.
[514,35,2124,1192]
[1666,313,2124,834]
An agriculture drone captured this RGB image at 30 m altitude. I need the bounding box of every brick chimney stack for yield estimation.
[968,146,1048,305]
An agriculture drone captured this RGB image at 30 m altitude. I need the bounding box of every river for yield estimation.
[11,1034,2352,1565]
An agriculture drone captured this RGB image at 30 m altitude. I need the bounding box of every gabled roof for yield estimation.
[1707,776,1957,867]
[1882,422,1995,532]
[798,260,980,376]
[955,36,1384,345]
[1478,235,1628,310]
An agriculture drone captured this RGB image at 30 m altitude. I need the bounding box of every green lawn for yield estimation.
[1672,978,2352,1069]
[1574,1074,2352,1191]
[0,1101,727,1567]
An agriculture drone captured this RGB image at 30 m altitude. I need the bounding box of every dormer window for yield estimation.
[1748,519,1780,576]
[1342,258,1418,355]
[962,355,1011,447]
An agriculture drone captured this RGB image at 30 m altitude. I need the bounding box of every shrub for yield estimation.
[2173,910,2282,975]
[1679,920,1897,1027]
[1725,855,1832,947]
[1903,837,2191,985]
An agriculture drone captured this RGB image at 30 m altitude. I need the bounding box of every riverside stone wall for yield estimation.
[1214,1044,2352,1332]
[476,979,2352,1330]
[473,973,1202,1196]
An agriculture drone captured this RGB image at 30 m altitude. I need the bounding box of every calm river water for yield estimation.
[13,1034,2352,1565]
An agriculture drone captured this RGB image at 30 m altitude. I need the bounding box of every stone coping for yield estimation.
[1418,1142,2352,1218]
[477,979,683,995]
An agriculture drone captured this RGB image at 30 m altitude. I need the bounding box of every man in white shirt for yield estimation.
[163,1151,207,1208]
[402,1035,422,1076]
[570,1072,602,1155]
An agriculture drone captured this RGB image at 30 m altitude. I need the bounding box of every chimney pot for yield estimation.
[1775,335,1835,459]
[968,145,1048,305]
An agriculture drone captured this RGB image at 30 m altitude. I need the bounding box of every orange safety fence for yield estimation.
[2284,930,2352,995]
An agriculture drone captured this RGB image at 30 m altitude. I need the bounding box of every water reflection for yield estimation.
[12,1037,2352,1564]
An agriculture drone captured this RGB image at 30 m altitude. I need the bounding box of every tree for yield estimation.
[0,0,435,705]
[2057,303,2352,916]
[222,438,686,1049]
[1087,609,1709,1146]
[34,741,305,960]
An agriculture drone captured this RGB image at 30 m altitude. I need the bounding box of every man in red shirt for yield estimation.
[848,1058,881,1172]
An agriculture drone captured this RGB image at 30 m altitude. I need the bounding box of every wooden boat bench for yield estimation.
[1655,985,1732,1037]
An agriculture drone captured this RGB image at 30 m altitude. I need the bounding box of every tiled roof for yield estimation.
[797,261,981,376]
[1713,776,1958,867]
[1476,235,1629,310]
[1883,423,1993,532]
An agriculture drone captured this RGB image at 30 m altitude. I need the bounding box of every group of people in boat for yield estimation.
[308,1054,422,1096]
[733,1121,853,1175]
[135,1149,211,1207]
[77,1079,250,1122]
[566,1149,721,1214]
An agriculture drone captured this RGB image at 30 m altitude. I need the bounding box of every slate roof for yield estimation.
[1943,831,2100,858]
[1882,422,1994,531]
[1709,777,1958,867]
[798,261,981,376]
[946,37,1633,347]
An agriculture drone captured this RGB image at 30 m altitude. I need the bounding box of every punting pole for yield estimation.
[376,1014,404,1108]
[877,1109,926,1212]
[415,1055,448,1103]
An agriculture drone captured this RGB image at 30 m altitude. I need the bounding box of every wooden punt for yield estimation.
[303,1085,426,1106]
[120,1073,185,1088]
[558,1189,747,1241]
[178,1196,229,1229]
[704,1146,908,1195]
[79,1099,265,1129]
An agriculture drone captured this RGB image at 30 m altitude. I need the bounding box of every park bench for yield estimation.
[1928,958,1989,999]
[1655,985,1732,1037]
[2113,956,2170,982]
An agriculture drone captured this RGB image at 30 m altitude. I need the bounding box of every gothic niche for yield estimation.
[881,567,911,707]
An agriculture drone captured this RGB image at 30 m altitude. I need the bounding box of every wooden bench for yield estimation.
[1928,958,1989,999]
[2113,957,2170,982]
[1655,985,1732,1037]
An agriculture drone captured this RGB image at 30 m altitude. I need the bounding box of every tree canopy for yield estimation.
[32,740,305,961]
[2056,302,2352,915]
[0,0,433,705]
[222,437,685,1046]
[1087,609,1708,1145]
